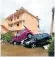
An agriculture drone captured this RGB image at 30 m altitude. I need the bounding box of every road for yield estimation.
[1,43,48,56]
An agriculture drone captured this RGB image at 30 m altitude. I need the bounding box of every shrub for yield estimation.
[1,31,13,42]
[48,33,55,56]
[48,39,54,56]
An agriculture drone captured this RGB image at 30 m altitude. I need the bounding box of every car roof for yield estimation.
[32,33,49,40]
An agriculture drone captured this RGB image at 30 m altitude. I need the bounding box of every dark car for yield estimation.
[23,33,52,48]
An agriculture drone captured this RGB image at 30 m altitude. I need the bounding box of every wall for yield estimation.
[24,12,40,34]
[2,12,40,34]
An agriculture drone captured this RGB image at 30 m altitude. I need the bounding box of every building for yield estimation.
[1,7,40,35]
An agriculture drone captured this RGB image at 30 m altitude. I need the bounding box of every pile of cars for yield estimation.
[11,26,33,45]
[11,26,52,48]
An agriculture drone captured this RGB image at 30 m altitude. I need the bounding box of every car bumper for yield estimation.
[23,42,31,47]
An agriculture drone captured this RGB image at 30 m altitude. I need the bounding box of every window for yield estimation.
[38,25,39,28]
[8,19,12,21]
[17,23,19,26]
[9,24,13,27]
[11,19,12,21]
[17,16,19,19]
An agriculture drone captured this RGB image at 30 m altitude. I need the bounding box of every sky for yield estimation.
[0,0,55,33]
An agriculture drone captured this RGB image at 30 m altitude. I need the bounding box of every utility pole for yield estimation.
[50,7,55,36]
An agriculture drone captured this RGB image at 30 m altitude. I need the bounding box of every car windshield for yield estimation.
[36,34,43,40]
[16,29,26,36]
[33,34,42,40]
[19,29,25,33]
[42,33,49,37]
[34,33,49,40]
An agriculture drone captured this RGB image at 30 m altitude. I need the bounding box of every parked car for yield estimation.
[23,33,52,48]
[11,26,33,45]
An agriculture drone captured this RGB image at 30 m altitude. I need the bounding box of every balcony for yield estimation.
[8,25,23,31]
[8,19,25,25]
[8,20,25,31]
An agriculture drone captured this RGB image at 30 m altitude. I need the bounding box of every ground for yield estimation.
[1,42,48,56]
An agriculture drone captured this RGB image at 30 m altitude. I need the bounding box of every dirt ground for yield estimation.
[1,43,48,56]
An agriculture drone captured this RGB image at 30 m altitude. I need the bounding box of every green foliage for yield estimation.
[52,32,55,37]
[48,40,54,56]
[1,31,13,42]
[48,32,55,56]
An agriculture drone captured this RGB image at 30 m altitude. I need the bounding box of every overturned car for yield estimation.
[23,33,52,48]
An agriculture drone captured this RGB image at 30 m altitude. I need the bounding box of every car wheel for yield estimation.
[27,33,33,38]
[13,41,17,45]
[31,43,36,48]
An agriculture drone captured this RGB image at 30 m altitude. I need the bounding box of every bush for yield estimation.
[48,39,54,56]
[1,31,13,43]
[52,32,55,37]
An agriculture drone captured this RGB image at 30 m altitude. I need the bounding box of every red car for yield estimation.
[12,26,33,45]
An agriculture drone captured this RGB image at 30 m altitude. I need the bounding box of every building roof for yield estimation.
[1,25,8,31]
[7,7,40,20]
